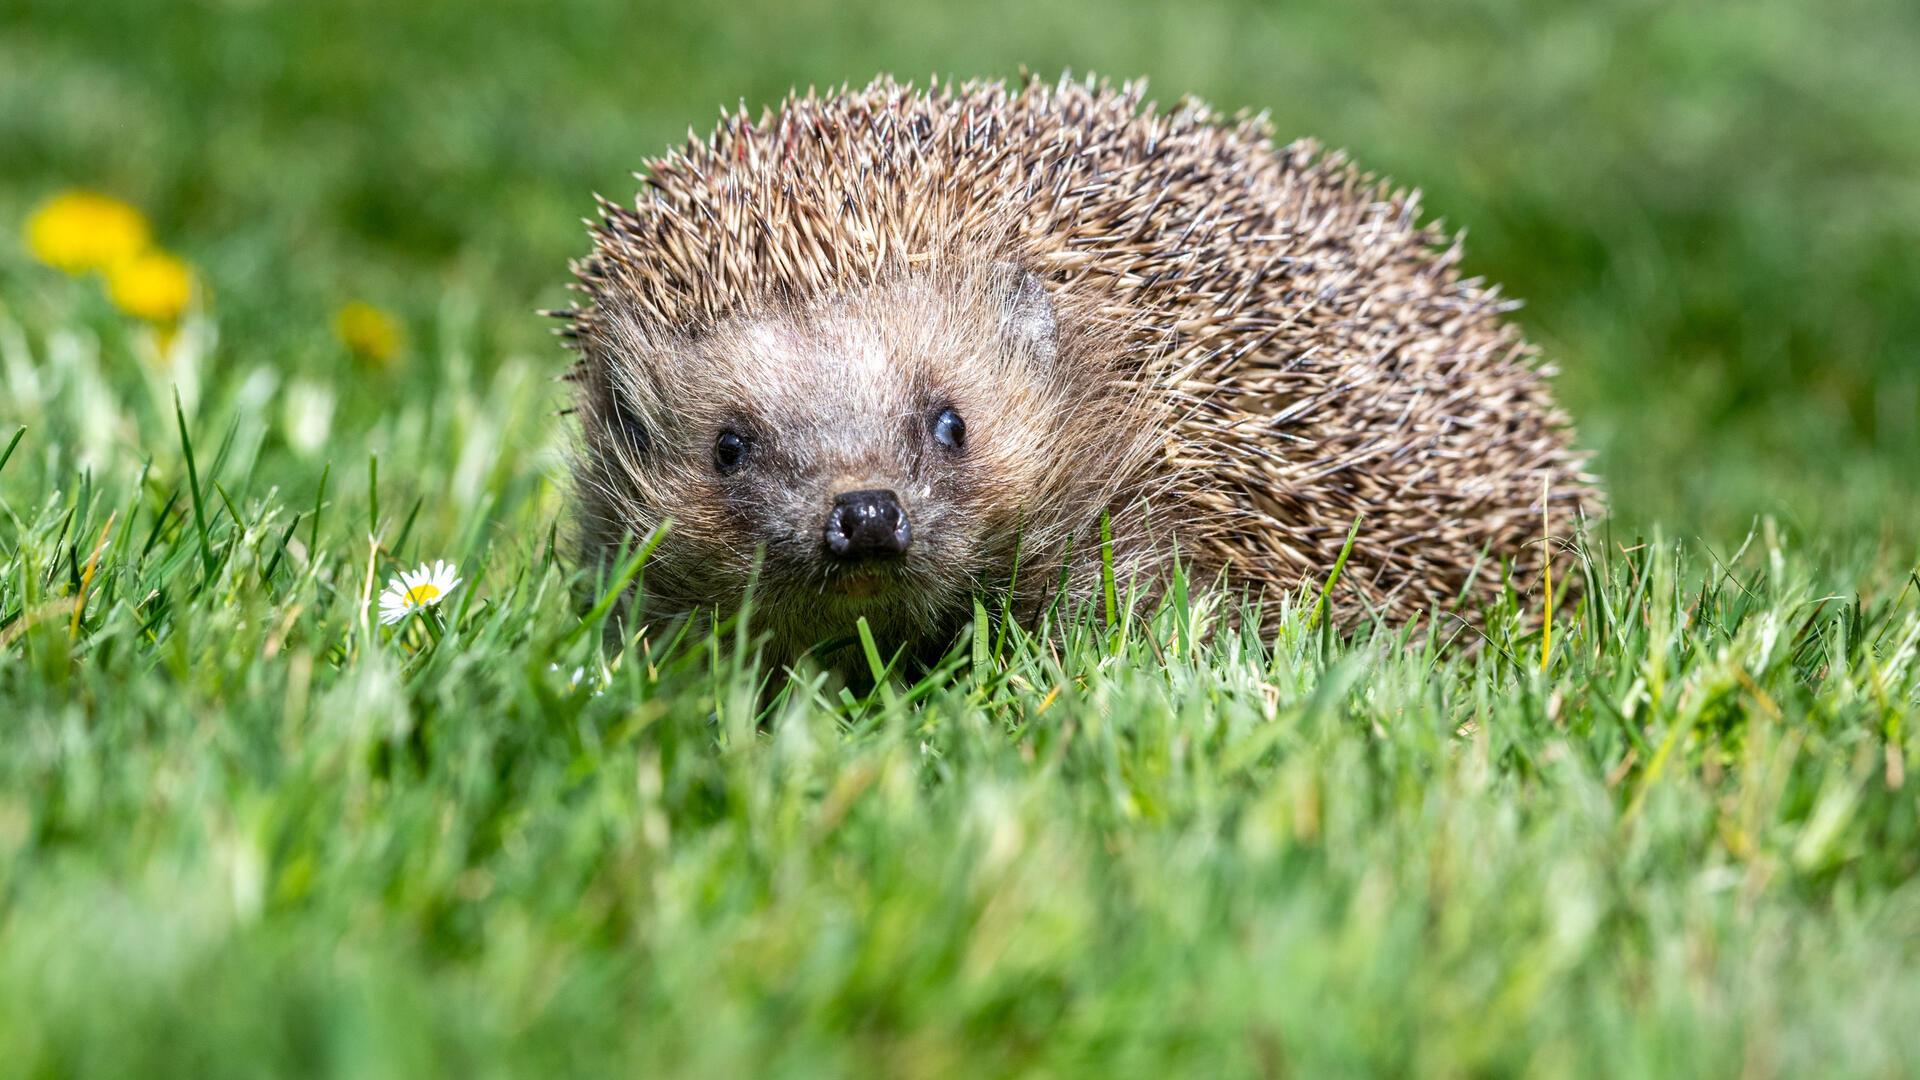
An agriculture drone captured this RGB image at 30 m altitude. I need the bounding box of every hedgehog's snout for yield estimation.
[823,489,911,561]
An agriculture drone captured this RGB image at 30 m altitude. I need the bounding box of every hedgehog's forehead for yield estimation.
[722,315,902,414]
[686,281,965,414]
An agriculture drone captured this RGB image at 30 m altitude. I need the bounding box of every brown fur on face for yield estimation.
[573,263,1162,664]
[560,74,1601,666]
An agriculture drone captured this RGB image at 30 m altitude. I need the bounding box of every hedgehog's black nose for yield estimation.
[824,489,911,561]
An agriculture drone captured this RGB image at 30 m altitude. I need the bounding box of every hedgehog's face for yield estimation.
[582,264,1087,662]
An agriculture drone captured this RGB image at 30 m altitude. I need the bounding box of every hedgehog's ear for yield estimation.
[990,262,1057,367]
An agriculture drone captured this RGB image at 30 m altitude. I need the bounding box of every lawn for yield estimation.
[3,0,1919,1075]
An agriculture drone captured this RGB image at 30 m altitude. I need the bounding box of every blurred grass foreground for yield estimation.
[3,0,1920,1075]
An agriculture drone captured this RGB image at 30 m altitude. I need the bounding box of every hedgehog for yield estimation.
[556,73,1599,667]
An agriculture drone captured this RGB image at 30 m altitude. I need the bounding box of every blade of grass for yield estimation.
[173,390,216,578]
[367,452,380,544]
[309,462,329,566]
[555,524,668,649]
[1541,474,1553,673]
[1308,514,1363,634]
[854,615,898,712]
[0,426,25,480]
[1100,511,1117,630]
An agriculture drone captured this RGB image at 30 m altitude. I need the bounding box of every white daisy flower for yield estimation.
[378,559,462,625]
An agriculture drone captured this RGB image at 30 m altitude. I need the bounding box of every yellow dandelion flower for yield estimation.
[25,190,151,274]
[105,250,194,324]
[333,301,402,365]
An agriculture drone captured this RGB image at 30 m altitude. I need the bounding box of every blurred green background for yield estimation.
[3,0,1917,541]
[5,5,1920,1073]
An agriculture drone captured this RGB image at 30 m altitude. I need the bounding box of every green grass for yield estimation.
[4,0,1920,1075]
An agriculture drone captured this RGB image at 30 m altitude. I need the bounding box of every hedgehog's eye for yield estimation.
[929,407,966,452]
[612,398,650,455]
[713,429,749,474]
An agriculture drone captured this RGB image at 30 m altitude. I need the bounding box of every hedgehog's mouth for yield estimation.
[817,558,909,602]
[823,565,898,599]
[832,574,888,600]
